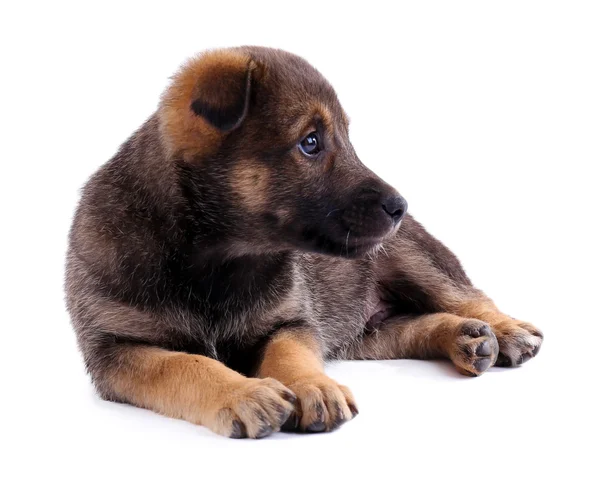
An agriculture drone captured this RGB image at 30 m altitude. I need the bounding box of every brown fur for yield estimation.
[66,46,543,438]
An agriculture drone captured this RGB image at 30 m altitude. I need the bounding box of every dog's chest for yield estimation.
[183,252,378,359]
[298,254,380,350]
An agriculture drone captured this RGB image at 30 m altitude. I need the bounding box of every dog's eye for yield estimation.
[299,132,321,157]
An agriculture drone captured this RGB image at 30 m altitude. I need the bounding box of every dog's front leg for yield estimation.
[95,344,297,438]
[257,329,358,432]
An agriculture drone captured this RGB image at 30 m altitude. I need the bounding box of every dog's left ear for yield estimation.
[189,52,255,131]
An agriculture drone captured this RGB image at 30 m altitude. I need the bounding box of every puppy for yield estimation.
[66,46,543,438]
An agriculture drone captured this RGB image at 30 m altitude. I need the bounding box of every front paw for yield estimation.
[211,377,297,439]
[493,319,543,367]
[283,374,358,433]
[449,319,500,377]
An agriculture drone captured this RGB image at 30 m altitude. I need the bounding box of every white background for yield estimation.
[1,1,599,477]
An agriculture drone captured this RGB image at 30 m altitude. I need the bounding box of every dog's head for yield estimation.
[159,47,407,258]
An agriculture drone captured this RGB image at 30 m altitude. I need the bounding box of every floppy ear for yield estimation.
[190,54,254,131]
[159,50,256,157]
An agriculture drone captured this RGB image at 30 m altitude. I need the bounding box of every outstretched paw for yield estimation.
[449,319,499,376]
[493,319,543,367]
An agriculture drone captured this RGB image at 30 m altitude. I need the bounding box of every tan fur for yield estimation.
[287,102,335,143]
[158,50,254,159]
[230,159,271,214]
[258,330,323,382]
[315,102,335,132]
[454,298,502,321]
[450,299,543,365]
[108,345,296,438]
[258,330,357,431]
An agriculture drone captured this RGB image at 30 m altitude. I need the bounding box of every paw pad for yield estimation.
[452,319,499,376]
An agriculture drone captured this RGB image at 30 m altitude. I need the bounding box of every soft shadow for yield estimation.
[374,358,517,378]
[368,359,477,380]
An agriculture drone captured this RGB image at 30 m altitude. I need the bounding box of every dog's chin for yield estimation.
[301,234,386,259]
[342,240,383,258]
[337,222,404,258]
[284,221,401,258]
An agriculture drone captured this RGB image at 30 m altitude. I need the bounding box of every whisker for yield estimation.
[345,230,350,256]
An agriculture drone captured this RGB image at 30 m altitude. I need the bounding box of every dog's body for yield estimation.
[66,47,543,438]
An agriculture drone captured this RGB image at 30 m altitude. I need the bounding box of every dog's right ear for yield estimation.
[189,52,254,132]
[159,50,257,157]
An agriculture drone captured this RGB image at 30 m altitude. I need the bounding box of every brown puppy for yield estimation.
[65,46,543,438]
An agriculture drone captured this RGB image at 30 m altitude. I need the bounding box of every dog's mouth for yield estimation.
[275,206,402,258]
[334,215,403,257]
[297,227,392,258]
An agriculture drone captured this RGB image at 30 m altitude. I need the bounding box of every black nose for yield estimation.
[382,195,408,223]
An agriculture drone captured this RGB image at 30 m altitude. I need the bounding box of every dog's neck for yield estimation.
[184,249,295,312]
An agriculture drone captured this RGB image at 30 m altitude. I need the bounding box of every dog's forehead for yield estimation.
[241,46,328,85]
[240,46,347,124]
